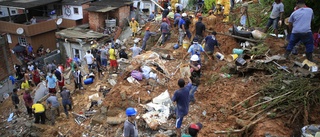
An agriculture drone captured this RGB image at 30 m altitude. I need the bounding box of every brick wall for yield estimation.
[82,3,90,24]
[88,6,131,31]
[118,6,130,28]
[0,37,15,81]
[89,12,106,31]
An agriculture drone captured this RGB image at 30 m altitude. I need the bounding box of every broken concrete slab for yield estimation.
[91,114,107,125]
[106,117,125,125]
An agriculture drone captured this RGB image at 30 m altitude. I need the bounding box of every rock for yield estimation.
[91,115,107,125]
[100,106,108,115]
[106,117,125,125]
[163,130,174,136]
[30,132,38,137]
[25,121,32,128]
[120,91,126,100]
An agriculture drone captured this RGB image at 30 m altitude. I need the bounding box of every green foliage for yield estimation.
[204,0,216,13]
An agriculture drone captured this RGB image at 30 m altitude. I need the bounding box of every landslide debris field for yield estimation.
[1,9,320,137]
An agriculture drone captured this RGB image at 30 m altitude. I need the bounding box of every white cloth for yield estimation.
[83,53,94,64]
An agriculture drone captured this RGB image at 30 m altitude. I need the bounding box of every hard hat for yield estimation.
[190,55,200,61]
[125,107,137,116]
[132,18,135,20]
[182,13,187,17]
[146,27,150,30]
[168,6,172,10]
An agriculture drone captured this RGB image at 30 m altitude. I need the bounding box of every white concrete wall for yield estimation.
[62,5,83,20]
[0,7,20,18]
[133,0,156,15]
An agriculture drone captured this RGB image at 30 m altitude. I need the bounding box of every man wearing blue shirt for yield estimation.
[46,72,57,94]
[178,13,187,46]
[148,11,155,21]
[202,31,219,63]
[284,0,314,61]
[183,38,211,63]
[172,77,192,137]
[141,27,157,50]
[160,18,171,46]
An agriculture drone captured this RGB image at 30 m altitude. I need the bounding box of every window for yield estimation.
[0,11,3,15]
[74,7,79,14]
[18,36,27,46]
[11,10,16,15]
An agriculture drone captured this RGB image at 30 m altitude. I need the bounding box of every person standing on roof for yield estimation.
[195,16,206,43]
[183,38,211,63]
[141,27,157,50]
[172,77,192,137]
[284,0,314,62]
[129,18,139,37]
[264,0,284,38]
[160,18,171,46]
[123,107,138,137]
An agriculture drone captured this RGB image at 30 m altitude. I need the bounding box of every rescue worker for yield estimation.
[171,0,179,12]
[202,31,219,64]
[178,13,190,46]
[183,38,211,64]
[172,77,192,137]
[129,18,139,37]
[189,55,201,103]
[264,0,284,38]
[195,16,206,43]
[160,18,171,46]
[123,107,138,137]
[141,27,157,50]
[284,0,314,61]
[148,11,155,21]
[206,10,218,30]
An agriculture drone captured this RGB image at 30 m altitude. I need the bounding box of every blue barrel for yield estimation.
[84,78,94,85]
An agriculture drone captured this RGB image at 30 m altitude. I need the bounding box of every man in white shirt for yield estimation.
[83,50,94,71]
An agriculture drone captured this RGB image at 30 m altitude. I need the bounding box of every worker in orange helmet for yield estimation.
[141,27,157,50]
[129,18,139,37]
[160,18,171,46]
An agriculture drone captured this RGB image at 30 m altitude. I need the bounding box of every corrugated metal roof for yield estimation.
[56,26,108,39]
[0,0,61,9]
[61,0,93,6]
[85,0,132,12]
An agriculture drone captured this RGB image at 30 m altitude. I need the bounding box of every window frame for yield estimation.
[73,7,79,14]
